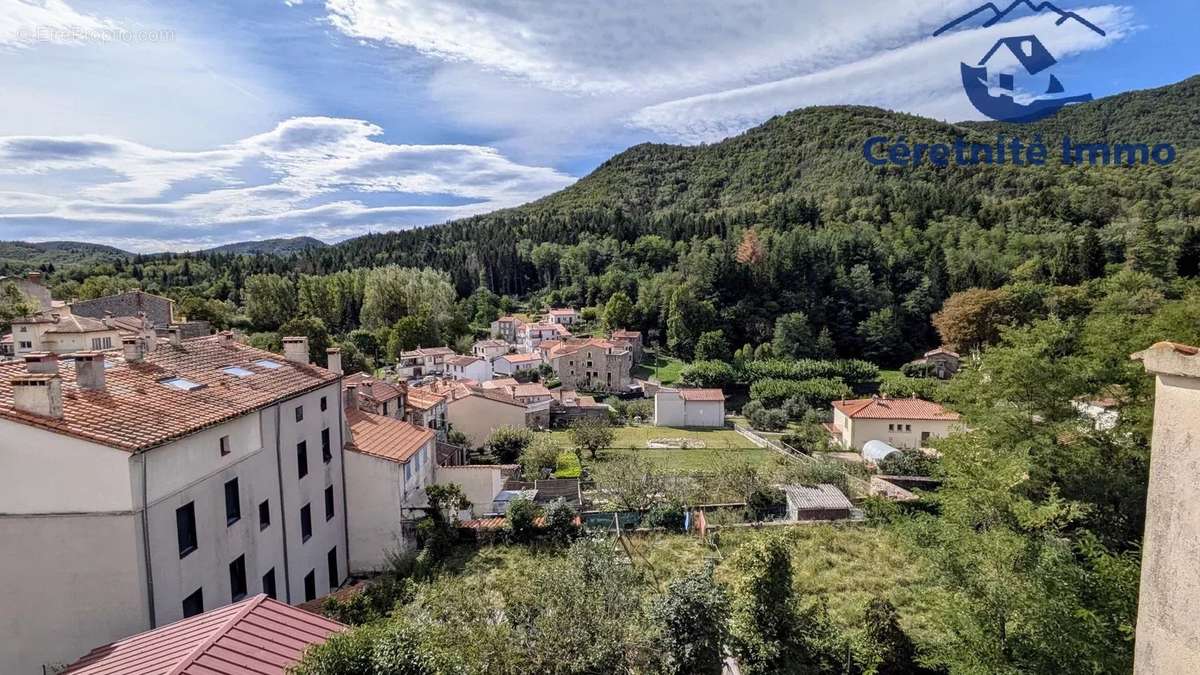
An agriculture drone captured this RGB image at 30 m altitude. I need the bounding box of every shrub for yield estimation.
[749,377,852,408]
[487,425,534,463]
[519,436,562,480]
[554,450,583,478]
[679,360,737,388]
[506,498,540,544]
[543,498,579,545]
[645,501,686,532]
[877,450,941,477]
[742,358,878,386]
[781,425,830,454]
[748,406,788,432]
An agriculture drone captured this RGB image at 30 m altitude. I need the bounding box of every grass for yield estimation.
[448,524,946,646]
[592,445,775,472]
[539,424,753,450]
[538,424,774,472]
[632,352,686,385]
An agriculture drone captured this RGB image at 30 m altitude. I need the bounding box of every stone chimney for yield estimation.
[74,351,106,391]
[24,353,59,375]
[11,374,63,418]
[283,337,309,365]
[123,336,145,363]
[345,383,359,412]
[327,347,343,375]
[26,271,43,285]
[168,327,182,347]
[1132,342,1200,673]
[217,331,235,348]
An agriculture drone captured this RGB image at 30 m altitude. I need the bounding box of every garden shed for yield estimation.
[781,484,853,521]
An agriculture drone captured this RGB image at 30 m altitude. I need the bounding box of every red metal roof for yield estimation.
[833,397,960,421]
[61,594,345,675]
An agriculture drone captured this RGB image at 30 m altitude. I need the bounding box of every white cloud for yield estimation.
[631,6,1134,142]
[0,0,117,47]
[0,117,576,251]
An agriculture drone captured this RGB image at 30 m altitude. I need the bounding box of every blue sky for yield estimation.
[0,0,1195,252]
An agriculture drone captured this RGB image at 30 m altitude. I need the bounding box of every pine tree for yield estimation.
[1078,228,1106,280]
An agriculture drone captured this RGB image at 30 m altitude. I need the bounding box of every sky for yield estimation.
[0,0,1195,252]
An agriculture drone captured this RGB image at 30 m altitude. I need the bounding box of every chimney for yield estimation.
[123,336,145,363]
[345,383,359,412]
[74,351,106,391]
[283,337,309,365]
[217,331,234,348]
[327,347,343,375]
[168,328,182,347]
[24,353,59,375]
[12,374,63,418]
[26,271,43,285]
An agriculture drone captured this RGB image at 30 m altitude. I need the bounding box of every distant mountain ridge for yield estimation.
[200,237,329,256]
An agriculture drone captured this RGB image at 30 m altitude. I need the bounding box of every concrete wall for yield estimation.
[447,394,526,448]
[1135,347,1200,674]
[345,438,435,571]
[434,465,506,518]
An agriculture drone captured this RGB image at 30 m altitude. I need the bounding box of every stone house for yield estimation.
[545,338,633,393]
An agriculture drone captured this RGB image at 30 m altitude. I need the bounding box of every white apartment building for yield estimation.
[396,346,456,379]
[472,339,510,361]
[445,354,492,381]
[0,334,349,674]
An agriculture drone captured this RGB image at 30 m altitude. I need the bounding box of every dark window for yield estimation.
[258,499,270,530]
[295,405,304,422]
[219,435,231,456]
[327,547,339,589]
[300,504,312,541]
[297,441,308,479]
[176,502,197,558]
[303,570,316,602]
[262,568,276,599]
[321,428,332,463]
[324,485,335,521]
[182,588,204,618]
[224,478,241,525]
[229,555,247,601]
[320,396,328,412]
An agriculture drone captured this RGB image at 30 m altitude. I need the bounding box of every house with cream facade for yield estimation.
[446,354,492,381]
[827,396,960,451]
[9,310,155,357]
[0,334,349,675]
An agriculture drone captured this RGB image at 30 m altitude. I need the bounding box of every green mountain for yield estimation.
[202,237,329,256]
[0,240,132,273]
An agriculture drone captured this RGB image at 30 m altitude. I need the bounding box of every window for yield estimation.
[320,396,328,412]
[176,502,197,558]
[224,478,241,525]
[303,570,316,602]
[162,377,203,391]
[219,435,231,456]
[229,555,247,601]
[322,428,332,463]
[255,359,282,370]
[18,341,32,349]
[295,405,304,422]
[222,366,253,378]
[91,337,113,350]
[262,568,277,599]
[297,441,308,479]
[259,499,270,530]
[905,424,912,432]
[182,588,204,618]
[325,486,335,521]
[327,547,339,589]
[888,424,894,431]
[300,504,312,542]
[404,462,412,482]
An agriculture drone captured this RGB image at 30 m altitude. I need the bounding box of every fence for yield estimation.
[733,424,872,499]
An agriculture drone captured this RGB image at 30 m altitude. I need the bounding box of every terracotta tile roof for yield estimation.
[482,378,519,389]
[611,330,641,339]
[500,352,543,364]
[547,308,576,315]
[61,594,344,675]
[924,347,960,358]
[0,336,339,452]
[343,373,404,403]
[37,313,111,334]
[512,383,552,398]
[475,339,508,348]
[679,388,725,402]
[346,408,435,463]
[406,386,448,411]
[446,354,483,367]
[832,397,960,421]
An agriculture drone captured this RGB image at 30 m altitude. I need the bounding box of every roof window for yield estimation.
[222,366,254,378]
[162,377,204,391]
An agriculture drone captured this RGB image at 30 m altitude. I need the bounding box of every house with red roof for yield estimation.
[59,593,345,675]
[654,388,726,427]
[828,395,961,451]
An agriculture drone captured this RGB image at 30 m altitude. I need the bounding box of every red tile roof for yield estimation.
[500,352,543,364]
[679,388,725,402]
[346,408,435,463]
[61,594,344,675]
[343,373,404,403]
[0,336,339,452]
[446,354,483,367]
[833,397,960,421]
[405,386,448,411]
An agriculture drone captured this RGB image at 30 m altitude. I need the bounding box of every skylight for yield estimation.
[161,377,204,392]
[222,366,254,378]
[255,359,283,370]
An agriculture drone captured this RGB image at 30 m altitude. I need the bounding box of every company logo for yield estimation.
[934,1,1106,123]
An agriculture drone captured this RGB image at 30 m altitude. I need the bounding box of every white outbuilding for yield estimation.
[654,388,726,427]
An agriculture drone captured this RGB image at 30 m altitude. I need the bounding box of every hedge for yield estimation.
[748,377,853,408]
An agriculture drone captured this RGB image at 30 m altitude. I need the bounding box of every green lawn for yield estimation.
[592,445,775,472]
[632,352,686,385]
[537,424,775,472]
[450,524,945,646]
[539,425,754,450]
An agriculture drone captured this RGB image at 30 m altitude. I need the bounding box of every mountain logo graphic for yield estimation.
[934,1,1107,123]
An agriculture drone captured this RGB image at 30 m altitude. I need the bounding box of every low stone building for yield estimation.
[544,338,633,393]
[70,290,175,328]
[906,347,961,379]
